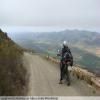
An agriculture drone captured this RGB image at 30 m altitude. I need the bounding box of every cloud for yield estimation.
[0,0,100,30]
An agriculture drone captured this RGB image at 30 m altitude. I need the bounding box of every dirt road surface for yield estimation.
[23,52,100,96]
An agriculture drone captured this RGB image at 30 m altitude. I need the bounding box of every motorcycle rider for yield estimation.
[59,41,73,85]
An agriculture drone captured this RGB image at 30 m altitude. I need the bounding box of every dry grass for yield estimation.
[96,48,100,56]
[0,29,28,96]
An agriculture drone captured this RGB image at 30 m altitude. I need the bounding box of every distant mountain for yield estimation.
[7,29,100,76]
[35,30,100,47]
[9,29,100,47]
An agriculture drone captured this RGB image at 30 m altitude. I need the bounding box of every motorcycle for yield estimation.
[57,50,72,85]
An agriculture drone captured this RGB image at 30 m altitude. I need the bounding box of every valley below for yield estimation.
[8,29,100,77]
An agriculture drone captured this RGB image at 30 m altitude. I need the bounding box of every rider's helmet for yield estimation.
[63,41,67,47]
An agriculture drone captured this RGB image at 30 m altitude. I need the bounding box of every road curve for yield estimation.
[23,52,100,96]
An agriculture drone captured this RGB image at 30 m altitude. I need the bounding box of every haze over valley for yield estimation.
[6,29,100,76]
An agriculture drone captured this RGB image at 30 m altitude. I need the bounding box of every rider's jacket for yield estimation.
[61,46,73,66]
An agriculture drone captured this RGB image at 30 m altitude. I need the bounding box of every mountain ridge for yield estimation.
[7,29,100,76]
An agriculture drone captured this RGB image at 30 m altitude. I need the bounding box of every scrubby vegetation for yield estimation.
[0,29,27,96]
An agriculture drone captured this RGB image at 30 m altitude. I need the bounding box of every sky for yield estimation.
[0,0,100,32]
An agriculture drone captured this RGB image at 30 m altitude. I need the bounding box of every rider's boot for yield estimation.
[67,82,70,86]
[59,80,63,84]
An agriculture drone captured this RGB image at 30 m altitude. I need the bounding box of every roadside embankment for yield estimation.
[0,29,28,96]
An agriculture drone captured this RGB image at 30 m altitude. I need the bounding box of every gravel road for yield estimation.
[23,52,100,96]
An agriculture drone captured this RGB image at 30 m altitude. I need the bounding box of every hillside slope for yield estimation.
[0,29,28,96]
[10,30,100,76]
